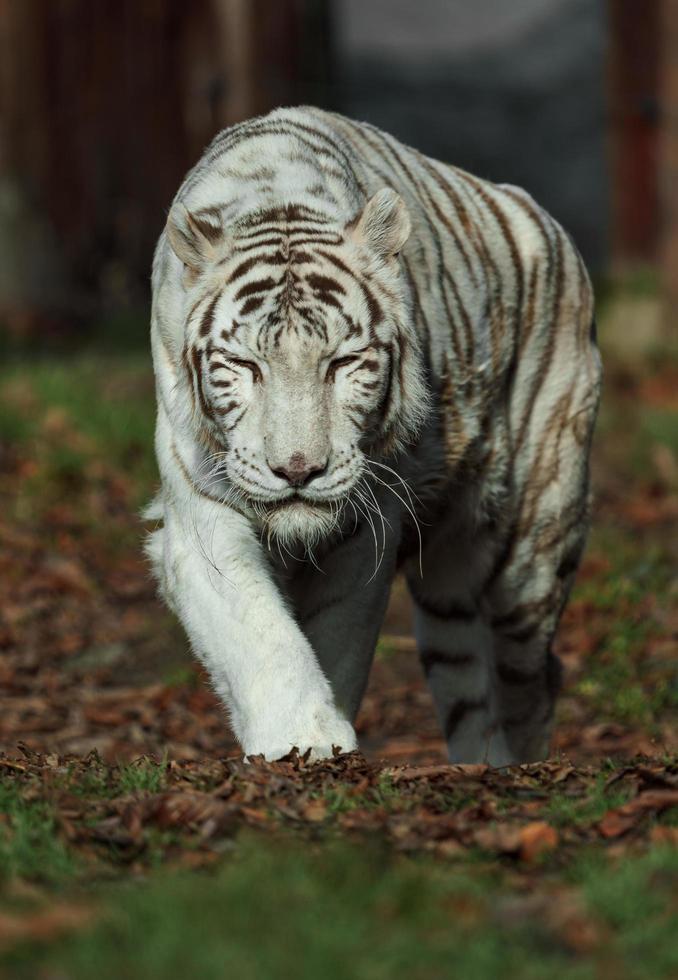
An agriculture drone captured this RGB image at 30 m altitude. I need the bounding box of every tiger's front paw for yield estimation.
[242,708,357,763]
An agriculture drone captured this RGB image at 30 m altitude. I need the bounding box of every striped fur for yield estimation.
[146,107,601,764]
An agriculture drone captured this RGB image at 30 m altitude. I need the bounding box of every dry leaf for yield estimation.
[518,822,559,861]
[301,799,328,823]
[0,904,96,949]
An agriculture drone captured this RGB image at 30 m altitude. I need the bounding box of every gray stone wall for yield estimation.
[332,0,608,270]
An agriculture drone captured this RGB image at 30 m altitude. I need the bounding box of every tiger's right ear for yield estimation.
[348,188,411,260]
[165,203,224,272]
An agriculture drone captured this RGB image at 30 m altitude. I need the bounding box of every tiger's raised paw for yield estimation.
[242,716,358,763]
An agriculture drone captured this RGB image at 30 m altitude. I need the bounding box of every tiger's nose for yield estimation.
[268,452,328,487]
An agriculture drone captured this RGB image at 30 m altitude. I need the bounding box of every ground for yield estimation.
[0,285,676,978]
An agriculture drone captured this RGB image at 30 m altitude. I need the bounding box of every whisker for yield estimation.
[368,459,424,509]
[305,544,323,572]
[366,470,424,578]
[347,498,360,534]
[352,490,380,582]
[276,538,288,568]
[358,478,388,576]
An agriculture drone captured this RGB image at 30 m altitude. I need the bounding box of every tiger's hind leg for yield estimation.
[405,492,515,767]
[486,499,590,762]
[408,480,591,765]
[485,379,599,762]
[407,395,597,764]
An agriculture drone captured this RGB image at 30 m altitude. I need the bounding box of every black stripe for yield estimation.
[234,238,286,253]
[229,256,261,280]
[285,236,343,248]
[234,277,278,301]
[546,649,563,698]
[420,649,476,673]
[214,400,239,416]
[556,546,583,581]
[190,347,215,422]
[315,249,353,276]
[190,209,223,245]
[306,273,345,295]
[444,699,488,741]
[240,296,266,316]
[514,230,565,452]
[498,621,543,644]
[496,662,543,686]
[199,293,221,338]
[409,586,477,622]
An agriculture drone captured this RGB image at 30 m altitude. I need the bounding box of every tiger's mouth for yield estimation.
[249,493,342,546]
[254,491,335,511]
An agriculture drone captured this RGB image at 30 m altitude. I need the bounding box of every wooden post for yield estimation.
[0,0,331,337]
[660,0,678,330]
[0,0,201,335]
[607,0,660,270]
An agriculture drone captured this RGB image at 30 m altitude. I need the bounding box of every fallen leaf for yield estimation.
[301,799,328,823]
[599,789,678,838]
[518,822,559,862]
[473,824,524,854]
[0,904,96,950]
[650,825,678,845]
[599,809,637,839]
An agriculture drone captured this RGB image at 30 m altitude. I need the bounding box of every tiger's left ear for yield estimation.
[165,203,225,272]
[348,188,411,259]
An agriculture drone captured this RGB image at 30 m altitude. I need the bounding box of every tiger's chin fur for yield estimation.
[251,497,342,550]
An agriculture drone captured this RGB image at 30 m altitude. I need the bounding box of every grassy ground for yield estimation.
[0,289,677,977]
[1,752,677,979]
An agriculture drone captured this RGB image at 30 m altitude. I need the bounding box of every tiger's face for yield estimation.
[166,191,427,546]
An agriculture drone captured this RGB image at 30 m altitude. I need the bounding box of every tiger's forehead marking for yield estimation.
[187,196,394,362]
[207,230,376,351]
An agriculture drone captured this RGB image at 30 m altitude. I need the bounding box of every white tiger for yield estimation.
[145,106,601,765]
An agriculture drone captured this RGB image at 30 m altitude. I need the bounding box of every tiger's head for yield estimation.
[163,190,428,547]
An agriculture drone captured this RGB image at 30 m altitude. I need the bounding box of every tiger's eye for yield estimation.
[326,355,360,382]
[227,358,262,383]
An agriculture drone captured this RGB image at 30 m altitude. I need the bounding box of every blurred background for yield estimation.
[0,0,676,335]
[0,0,676,766]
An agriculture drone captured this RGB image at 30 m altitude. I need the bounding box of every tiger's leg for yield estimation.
[486,381,599,762]
[283,488,403,723]
[290,523,398,722]
[485,482,592,762]
[405,494,514,766]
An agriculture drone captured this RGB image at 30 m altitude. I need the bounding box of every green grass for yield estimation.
[0,352,157,512]
[569,526,678,727]
[67,764,112,800]
[625,405,678,481]
[576,525,675,609]
[0,840,576,980]
[374,636,398,659]
[593,268,661,315]
[0,780,76,886]
[575,620,654,726]
[320,773,409,816]
[543,774,633,828]
[65,758,169,800]
[574,846,678,980]
[116,757,168,795]
[162,665,201,690]
[4,838,678,980]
